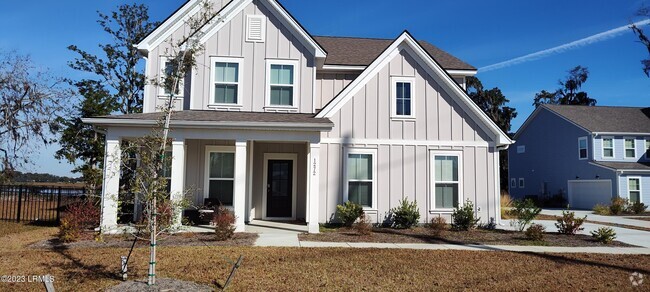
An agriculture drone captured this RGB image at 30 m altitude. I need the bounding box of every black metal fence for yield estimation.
[0,185,88,224]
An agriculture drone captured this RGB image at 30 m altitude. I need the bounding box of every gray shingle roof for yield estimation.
[593,161,650,171]
[94,110,333,125]
[313,36,476,70]
[543,105,650,133]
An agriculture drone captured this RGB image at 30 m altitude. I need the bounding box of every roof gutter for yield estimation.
[592,132,650,136]
[81,118,334,132]
[589,162,650,173]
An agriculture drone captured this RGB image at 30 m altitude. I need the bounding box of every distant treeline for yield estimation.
[11,171,83,184]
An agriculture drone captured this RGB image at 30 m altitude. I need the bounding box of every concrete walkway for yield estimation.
[540,209,650,229]
[248,220,304,247]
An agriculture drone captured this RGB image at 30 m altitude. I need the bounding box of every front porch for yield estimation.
[90,111,334,234]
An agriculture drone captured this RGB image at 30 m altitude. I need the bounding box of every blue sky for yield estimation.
[1,0,649,177]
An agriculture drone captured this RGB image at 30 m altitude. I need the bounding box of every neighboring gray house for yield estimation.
[509,104,650,209]
[84,0,512,233]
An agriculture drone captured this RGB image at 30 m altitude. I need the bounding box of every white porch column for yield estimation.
[307,143,320,233]
[101,138,121,232]
[170,140,186,227]
[233,141,247,232]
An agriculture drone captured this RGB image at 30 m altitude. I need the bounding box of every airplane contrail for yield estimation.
[478,19,650,73]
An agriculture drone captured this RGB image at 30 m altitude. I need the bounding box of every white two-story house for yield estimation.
[84,0,512,233]
[510,104,650,210]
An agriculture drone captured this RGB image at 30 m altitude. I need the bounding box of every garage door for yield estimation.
[567,180,612,210]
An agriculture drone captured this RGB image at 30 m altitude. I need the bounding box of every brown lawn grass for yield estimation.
[1,222,649,291]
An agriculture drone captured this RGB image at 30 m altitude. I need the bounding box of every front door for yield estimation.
[266,160,293,218]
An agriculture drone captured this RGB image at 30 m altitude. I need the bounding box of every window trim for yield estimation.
[601,136,614,159]
[208,56,244,108]
[158,56,185,99]
[519,178,525,188]
[429,150,463,212]
[577,136,588,160]
[265,59,299,110]
[245,14,266,43]
[624,137,637,159]
[203,146,236,206]
[510,178,517,189]
[343,148,378,211]
[627,176,643,204]
[390,76,416,119]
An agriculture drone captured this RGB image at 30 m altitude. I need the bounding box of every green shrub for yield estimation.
[212,206,236,241]
[592,204,610,215]
[336,201,364,227]
[628,202,647,215]
[353,212,372,236]
[451,199,480,231]
[609,197,628,215]
[525,224,546,241]
[590,227,617,244]
[390,197,420,229]
[555,209,586,235]
[510,199,542,232]
[429,216,447,237]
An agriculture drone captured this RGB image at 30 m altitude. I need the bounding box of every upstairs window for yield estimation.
[602,137,614,158]
[628,178,641,204]
[625,138,636,159]
[391,77,415,118]
[210,57,242,105]
[578,137,588,160]
[160,58,183,97]
[645,139,650,159]
[268,64,295,106]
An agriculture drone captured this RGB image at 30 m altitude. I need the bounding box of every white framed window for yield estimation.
[628,177,642,204]
[430,151,463,211]
[624,138,636,159]
[161,150,173,194]
[209,57,243,107]
[158,56,184,98]
[516,145,525,154]
[519,178,525,188]
[645,138,650,159]
[204,146,235,206]
[343,148,377,210]
[510,178,517,189]
[391,77,415,118]
[246,15,265,42]
[602,137,614,158]
[578,137,588,160]
[265,60,298,108]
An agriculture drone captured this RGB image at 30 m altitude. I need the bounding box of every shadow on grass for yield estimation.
[517,251,650,275]
[45,239,122,281]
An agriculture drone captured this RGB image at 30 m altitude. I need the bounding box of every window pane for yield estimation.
[629,178,640,191]
[603,138,613,148]
[209,180,234,205]
[626,149,635,158]
[270,86,293,105]
[214,84,238,104]
[630,191,641,204]
[270,64,293,85]
[209,152,234,178]
[625,139,635,149]
[161,151,172,178]
[215,62,239,82]
[580,149,587,158]
[349,181,372,207]
[604,149,613,157]
[348,154,372,180]
[435,183,458,209]
[435,156,458,181]
[403,82,411,98]
[403,99,411,116]
[579,139,587,148]
[396,82,404,99]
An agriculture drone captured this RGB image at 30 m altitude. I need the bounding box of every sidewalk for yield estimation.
[540,209,650,229]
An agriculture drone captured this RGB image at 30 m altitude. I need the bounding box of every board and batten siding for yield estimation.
[315,73,359,111]
[318,48,499,224]
[145,0,316,114]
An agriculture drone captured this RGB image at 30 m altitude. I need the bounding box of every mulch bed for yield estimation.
[299,227,634,247]
[29,231,258,249]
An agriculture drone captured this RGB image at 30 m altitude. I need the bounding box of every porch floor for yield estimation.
[183,220,308,234]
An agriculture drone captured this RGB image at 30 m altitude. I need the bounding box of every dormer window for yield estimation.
[210,57,243,106]
[391,77,415,118]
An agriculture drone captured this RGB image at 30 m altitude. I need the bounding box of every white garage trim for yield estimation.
[567,180,612,210]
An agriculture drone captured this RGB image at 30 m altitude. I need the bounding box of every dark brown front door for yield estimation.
[266,160,293,218]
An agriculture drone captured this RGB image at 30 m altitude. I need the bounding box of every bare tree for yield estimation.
[0,51,70,182]
[115,1,217,285]
[631,6,650,77]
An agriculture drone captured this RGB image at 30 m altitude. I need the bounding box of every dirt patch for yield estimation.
[29,232,258,249]
[106,278,213,292]
[626,217,650,222]
[299,227,634,247]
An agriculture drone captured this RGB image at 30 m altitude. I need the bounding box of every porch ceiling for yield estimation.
[82,110,334,131]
